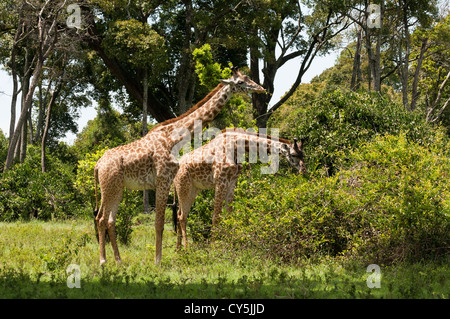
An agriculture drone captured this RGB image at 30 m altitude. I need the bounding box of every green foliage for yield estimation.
[73,106,128,155]
[0,146,83,221]
[192,44,255,129]
[270,89,437,176]
[0,129,7,172]
[217,133,450,264]
[74,148,107,209]
[116,189,143,245]
[187,189,215,242]
[103,18,168,80]
[193,44,232,90]
[410,14,450,125]
[38,230,89,272]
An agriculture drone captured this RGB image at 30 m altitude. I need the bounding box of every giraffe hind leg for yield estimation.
[95,203,108,265]
[107,204,122,263]
[93,208,109,243]
[96,189,123,265]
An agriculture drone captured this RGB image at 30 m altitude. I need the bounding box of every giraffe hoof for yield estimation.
[100,259,107,266]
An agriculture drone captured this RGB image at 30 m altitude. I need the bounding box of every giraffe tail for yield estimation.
[93,166,101,242]
[93,166,99,216]
[171,187,178,233]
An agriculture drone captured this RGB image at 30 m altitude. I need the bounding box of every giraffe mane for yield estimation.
[149,83,225,133]
[220,128,291,145]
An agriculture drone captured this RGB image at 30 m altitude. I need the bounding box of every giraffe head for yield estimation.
[282,138,307,175]
[220,67,265,94]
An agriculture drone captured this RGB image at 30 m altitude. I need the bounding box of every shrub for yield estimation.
[269,90,438,176]
[216,132,450,264]
[0,146,83,221]
[74,148,108,210]
[187,189,215,242]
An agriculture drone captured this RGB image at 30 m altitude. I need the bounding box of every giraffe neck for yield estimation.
[230,133,286,154]
[205,131,288,164]
[177,84,232,131]
[149,84,233,148]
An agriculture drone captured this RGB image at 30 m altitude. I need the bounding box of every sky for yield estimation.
[0,50,339,145]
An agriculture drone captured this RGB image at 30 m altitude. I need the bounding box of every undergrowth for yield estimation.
[0,220,448,299]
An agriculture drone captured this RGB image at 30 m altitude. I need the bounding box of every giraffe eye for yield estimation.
[238,80,244,85]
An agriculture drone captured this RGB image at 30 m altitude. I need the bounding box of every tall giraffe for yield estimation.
[173,128,306,249]
[94,69,265,265]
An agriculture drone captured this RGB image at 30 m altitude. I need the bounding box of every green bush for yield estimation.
[217,132,450,264]
[0,146,83,221]
[269,90,437,176]
[187,189,215,242]
[0,129,8,172]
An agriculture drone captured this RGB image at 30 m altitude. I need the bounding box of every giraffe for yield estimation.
[173,127,307,249]
[93,68,265,265]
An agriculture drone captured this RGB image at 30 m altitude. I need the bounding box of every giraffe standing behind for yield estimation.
[94,68,265,265]
[173,128,307,249]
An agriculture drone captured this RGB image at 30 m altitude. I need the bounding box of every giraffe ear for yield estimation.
[293,138,301,153]
[220,79,233,85]
[231,66,240,75]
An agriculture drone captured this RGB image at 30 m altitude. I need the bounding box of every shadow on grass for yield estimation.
[2,264,447,299]
[0,266,377,299]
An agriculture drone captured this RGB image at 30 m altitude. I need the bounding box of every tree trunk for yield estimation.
[177,0,194,115]
[410,37,429,111]
[18,54,31,164]
[34,82,46,144]
[41,84,60,173]
[372,0,383,92]
[426,70,450,122]
[400,0,411,109]
[250,40,270,128]
[351,26,363,91]
[363,2,373,92]
[5,1,66,170]
[5,59,44,170]
[8,25,22,146]
[19,115,27,163]
[142,72,150,214]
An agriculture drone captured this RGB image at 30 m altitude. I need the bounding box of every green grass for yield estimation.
[0,218,448,299]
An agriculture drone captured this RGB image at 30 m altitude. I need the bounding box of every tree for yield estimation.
[78,0,248,123]
[4,0,70,171]
[238,0,351,127]
[409,14,450,123]
[38,51,91,172]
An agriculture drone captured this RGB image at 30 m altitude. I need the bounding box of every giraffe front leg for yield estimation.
[154,156,179,264]
[212,183,227,228]
[154,183,171,265]
[224,185,237,214]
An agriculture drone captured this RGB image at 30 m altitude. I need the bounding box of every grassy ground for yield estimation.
[0,218,448,299]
